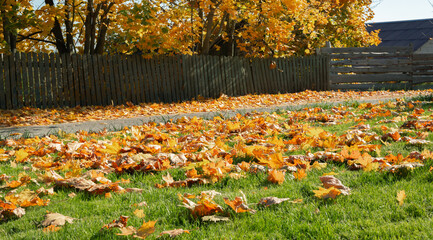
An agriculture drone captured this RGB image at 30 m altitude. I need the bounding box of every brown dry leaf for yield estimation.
[41,212,75,227]
[267,169,285,185]
[134,220,157,239]
[116,226,137,236]
[134,209,145,218]
[397,190,406,206]
[313,187,341,199]
[258,197,291,207]
[319,175,351,195]
[159,229,190,238]
[258,197,303,207]
[36,187,55,196]
[293,168,307,181]
[223,197,256,214]
[68,193,76,198]
[201,215,230,222]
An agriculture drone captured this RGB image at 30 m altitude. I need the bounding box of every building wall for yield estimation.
[415,40,433,54]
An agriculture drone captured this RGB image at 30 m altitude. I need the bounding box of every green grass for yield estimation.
[1,96,433,239]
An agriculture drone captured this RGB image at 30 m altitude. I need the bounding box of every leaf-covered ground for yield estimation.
[1,90,431,127]
[1,92,433,239]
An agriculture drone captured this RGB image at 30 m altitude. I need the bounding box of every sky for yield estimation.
[371,0,433,22]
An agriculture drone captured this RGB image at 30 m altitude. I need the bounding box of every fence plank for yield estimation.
[144,58,156,103]
[331,74,412,83]
[54,54,62,107]
[71,54,79,106]
[76,54,85,106]
[116,55,126,104]
[0,55,5,109]
[98,55,108,106]
[49,53,58,107]
[150,57,162,102]
[167,56,177,102]
[38,53,48,108]
[15,53,24,108]
[44,53,53,108]
[159,56,170,102]
[59,54,68,107]
[321,46,412,54]
[171,55,182,102]
[132,55,143,103]
[4,54,11,109]
[181,55,191,100]
[9,54,18,109]
[92,55,102,105]
[331,83,411,91]
[126,55,136,104]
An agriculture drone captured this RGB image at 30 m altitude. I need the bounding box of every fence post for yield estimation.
[317,42,332,91]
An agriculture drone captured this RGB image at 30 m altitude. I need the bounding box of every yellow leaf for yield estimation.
[134,220,157,239]
[311,161,327,170]
[313,187,341,199]
[134,209,145,218]
[101,142,122,155]
[15,149,29,162]
[397,190,406,206]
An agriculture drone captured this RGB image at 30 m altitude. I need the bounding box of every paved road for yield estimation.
[0,98,405,138]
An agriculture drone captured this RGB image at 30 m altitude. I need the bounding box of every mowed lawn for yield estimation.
[1,95,433,239]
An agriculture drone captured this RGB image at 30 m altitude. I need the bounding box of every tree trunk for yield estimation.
[199,6,215,55]
[1,2,17,53]
[45,0,69,54]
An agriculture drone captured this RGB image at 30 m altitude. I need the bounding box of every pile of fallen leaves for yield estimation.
[1,96,433,238]
[1,90,431,127]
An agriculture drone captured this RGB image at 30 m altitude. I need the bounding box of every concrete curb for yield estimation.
[0,98,412,138]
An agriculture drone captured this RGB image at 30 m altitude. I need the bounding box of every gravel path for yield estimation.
[0,97,407,138]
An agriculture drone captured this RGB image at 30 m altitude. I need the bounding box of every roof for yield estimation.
[366,18,433,51]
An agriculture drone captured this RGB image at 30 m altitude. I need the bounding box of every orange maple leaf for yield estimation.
[267,169,285,184]
[293,168,307,180]
[223,197,256,214]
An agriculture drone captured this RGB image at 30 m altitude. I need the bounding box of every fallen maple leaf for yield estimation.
[258,197,292,207]
[41,212,75,227]
[293,168,307,181]
[43,225,61,233]
[14,149,29,162]
[223,197,256,214]
[267,169,285,184]
[117,226,137,236]
[179,193,223,217]
[313,187,341,199]
[397,190,406,206]
[319,176,351,195]
[103,215,129,229]
[134,220,157,239]
[134,209,145,218]
[159,229,190,238]
[201,215,230,222]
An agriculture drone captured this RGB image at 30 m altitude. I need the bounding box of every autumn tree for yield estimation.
[0,0,34,53]
[9,0,140,54]
[114,0,380,57]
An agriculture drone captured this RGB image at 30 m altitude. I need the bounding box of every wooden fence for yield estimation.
[0,53,329,109]
[320,46,433,91]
